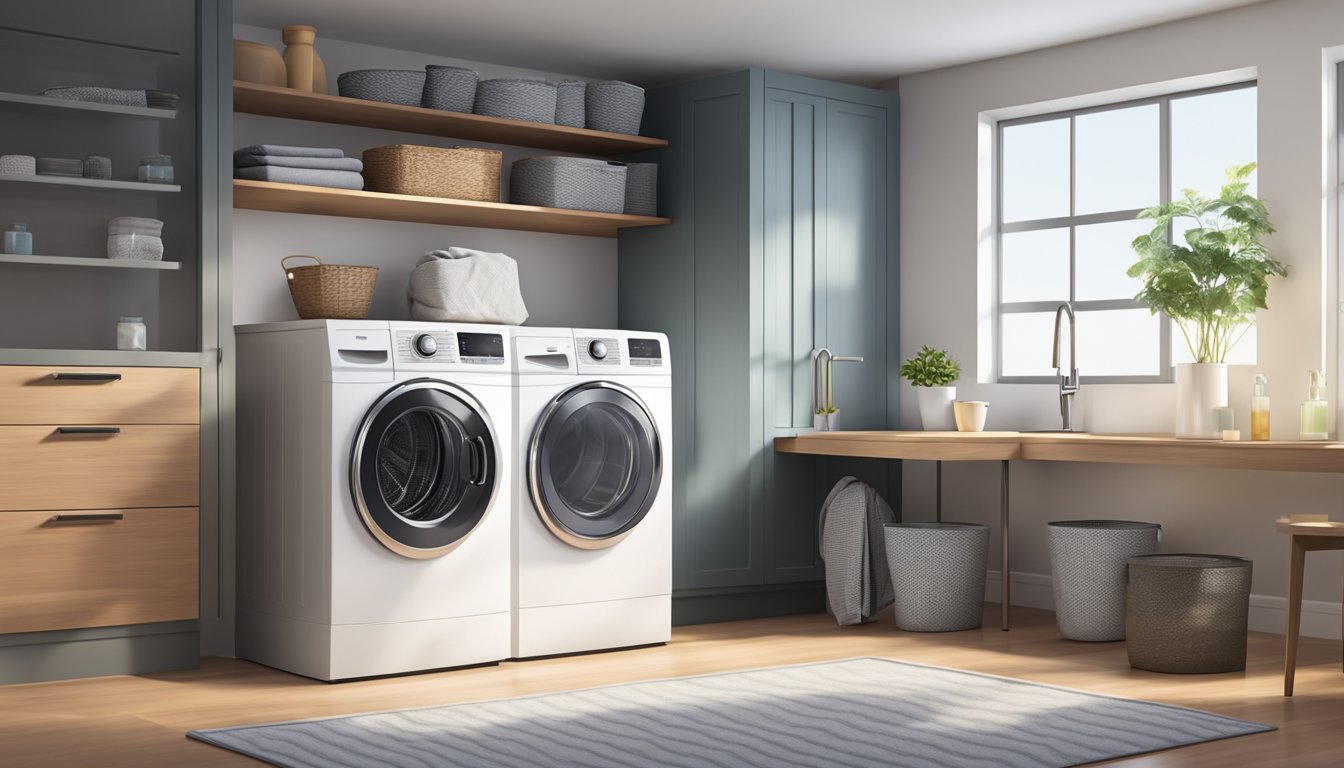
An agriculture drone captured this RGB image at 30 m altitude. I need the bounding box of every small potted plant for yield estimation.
[1128,163,1286,439]
[901,345,961,430]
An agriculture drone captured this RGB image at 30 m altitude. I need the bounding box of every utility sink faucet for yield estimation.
[812,348,864,416]
[1052,303,1079,432]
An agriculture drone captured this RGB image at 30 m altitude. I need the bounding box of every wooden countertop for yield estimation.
[774,431,1344,473]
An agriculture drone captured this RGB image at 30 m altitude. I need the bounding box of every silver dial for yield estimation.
[414,333,438,357]
[588,339,608,360]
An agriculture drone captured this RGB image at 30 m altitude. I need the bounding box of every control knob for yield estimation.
[414,333,438,357]
[588,339,608,360]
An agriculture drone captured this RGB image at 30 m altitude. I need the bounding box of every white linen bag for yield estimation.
[407,247,529,325]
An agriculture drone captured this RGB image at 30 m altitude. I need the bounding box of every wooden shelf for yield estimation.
[0,253,180,270]
[233,179,671,238]
[234,81,667,156]
[0,91,176,119]
[0,173,180,193]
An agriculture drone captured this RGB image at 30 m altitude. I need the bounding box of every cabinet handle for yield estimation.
[47,513,124,524]
[51,372,122,382]
[55,426,121,435]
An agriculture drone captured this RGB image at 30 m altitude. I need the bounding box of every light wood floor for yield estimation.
[2,606,1342,767]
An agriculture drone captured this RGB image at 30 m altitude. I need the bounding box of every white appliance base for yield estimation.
[513,594,671,659]
[239,609,510,681]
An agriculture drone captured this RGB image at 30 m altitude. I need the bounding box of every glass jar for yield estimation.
[116,316,147,351]
[4,223,32,255]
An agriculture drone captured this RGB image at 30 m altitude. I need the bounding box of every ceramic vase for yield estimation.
[916,386,956,431]
[1175,362,1227,439]
[813,409,839,432]
[233,40,286,87]
[282,25,318,92]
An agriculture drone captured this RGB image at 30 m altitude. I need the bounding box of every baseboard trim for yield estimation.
[0,623,199,685]
[985,570,1341,641]
[672,584,826,626]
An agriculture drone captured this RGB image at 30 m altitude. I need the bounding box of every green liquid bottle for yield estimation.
[1299,369,1329,441]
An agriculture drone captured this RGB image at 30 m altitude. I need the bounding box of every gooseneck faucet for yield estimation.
[1052,303,1079,431]
[812,348,864,419]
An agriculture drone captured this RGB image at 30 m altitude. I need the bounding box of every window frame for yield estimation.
[995,80,1257,384]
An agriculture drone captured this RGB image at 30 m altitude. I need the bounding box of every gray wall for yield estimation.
[232,25,618,329]
[894,0,1344,638]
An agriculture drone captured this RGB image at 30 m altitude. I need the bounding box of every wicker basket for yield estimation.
[623,162,657,216]
[586,80,645,135]
[554,80,586,127]
[337,69,426,106]
[510,156,627,213]
[422,65,478,112]
[362,144,501,201]
[1126,554,1252,673]
[282,255,378,320]
[474,78,557,124]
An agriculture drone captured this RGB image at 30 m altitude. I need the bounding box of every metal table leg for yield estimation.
[1001,459,1011,631]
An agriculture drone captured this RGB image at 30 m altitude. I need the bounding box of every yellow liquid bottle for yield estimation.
[1251,374,1270,441]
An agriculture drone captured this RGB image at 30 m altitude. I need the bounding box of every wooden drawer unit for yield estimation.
[0,366,199,425]
[0,508,198,634]
[0,425,199,511]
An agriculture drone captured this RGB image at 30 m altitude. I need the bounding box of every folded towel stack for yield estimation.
[233,145,364,190]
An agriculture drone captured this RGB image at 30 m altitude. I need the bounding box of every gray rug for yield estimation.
[188,657,1273,768]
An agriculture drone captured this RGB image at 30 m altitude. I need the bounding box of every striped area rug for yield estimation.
[189,657,1273,767]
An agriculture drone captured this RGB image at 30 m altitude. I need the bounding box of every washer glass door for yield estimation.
[529,382,662,549]
[352,380,497,558]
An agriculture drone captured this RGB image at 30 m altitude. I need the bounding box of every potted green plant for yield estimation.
[1128,162,1286,439]
[900,345,961,430]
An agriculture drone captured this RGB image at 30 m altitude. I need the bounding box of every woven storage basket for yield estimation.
[337,69,426,106]
[282,255,378,320]
[1125,554,1252,673]
[554,80,586,127]
[510,156,626,213]
[622,162,657,216]
[586,80,645,135]
[421,65,478,112]
[1049,520,1160,642]
[474,78,557,124]
[362,144,501,202]
[884,523,989,632]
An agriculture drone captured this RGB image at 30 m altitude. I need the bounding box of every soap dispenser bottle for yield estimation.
[1299,369,1329,441]
[1251,374,1270,441]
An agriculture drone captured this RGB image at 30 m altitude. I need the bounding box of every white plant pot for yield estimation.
[916,386,957,431]
[1175,362,1228,440]
[813,409,839,432]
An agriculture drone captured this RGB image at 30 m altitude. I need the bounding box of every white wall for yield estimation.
[232,24,618,329]
[896,0,1344,637]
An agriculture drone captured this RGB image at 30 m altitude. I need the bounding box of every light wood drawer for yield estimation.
[0,366,199,425]
[0,425,199,511]
[0,508,198,634]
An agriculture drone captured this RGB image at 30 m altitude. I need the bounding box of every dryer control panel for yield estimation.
[393,329,507,368]
[573,330,669,374]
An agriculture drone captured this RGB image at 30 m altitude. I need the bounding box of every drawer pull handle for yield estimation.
[55,426,122,435]
[51,372,122,382]
[47,513,124,524]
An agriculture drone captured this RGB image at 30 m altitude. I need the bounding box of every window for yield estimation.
[996,83,1257,382]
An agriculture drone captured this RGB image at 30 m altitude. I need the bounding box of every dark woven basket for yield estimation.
[1125,554,1252,673]
[337,69,426,106]
[421,65,478,112]
[474,79,557,124]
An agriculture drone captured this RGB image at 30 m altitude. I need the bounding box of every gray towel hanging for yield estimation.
[819,476,896,625]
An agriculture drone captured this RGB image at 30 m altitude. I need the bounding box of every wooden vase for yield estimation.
[282,25,317,92]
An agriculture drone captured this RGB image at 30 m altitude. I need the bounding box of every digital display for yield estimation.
[458,333,504,358]
[628,338,662,359]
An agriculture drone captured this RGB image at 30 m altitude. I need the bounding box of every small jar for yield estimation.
[138,154,174,184]
[116,317,147,351]
[4,223,32,255]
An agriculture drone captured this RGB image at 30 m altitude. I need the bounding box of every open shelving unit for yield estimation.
[0,253,180,270]
[0,90,176,119]
[234,179,671,238]
[234,80,667,155]
[0,172,181,193]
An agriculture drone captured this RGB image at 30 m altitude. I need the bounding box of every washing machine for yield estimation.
[512,326,672,658]
[235,319,513,680]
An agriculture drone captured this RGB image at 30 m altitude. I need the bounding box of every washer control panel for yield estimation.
[627,337,664,367]
[395,330,506,366]
[457,331,506,365]
[576,336,621,365]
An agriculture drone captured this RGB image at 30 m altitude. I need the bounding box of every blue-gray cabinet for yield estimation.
[619,70,900,623]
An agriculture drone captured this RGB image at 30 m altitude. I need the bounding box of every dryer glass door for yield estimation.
[352,380,497,559]
[529,382,662,549]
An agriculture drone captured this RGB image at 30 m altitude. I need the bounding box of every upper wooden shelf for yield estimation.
[233,81,668,156]
[233,179,671,238]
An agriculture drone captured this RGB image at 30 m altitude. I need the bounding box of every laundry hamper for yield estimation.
[282,255,378,320]
[1125,554,1252,673]
[509,156,626,213]
[362,144,501,201]
[1049,520,1161,641]
[884,522,989,632]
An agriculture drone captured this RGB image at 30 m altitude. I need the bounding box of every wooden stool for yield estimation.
[1277,515,1344,696]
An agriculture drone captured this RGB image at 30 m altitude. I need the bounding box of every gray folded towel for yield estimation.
[234,154,364,172]
[233,145,346,162]
[234,165,364,190]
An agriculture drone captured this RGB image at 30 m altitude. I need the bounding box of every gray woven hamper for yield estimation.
[1049,520,1161,642]
[337,69,426,106]
[421,65,478,112]
[586,80,645,135]
[554,80,586,128]
[622,162,657,216]
[884,522,989,632]
[474,79,557,124]
[1125,554,1252,674]
[510,157,626,213]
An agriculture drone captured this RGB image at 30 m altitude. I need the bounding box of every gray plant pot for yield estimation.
[1048,520,1161,641]
[884,522,989,632]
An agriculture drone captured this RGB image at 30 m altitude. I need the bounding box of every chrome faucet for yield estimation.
[812,348,864,418]
[1052,303,1079,431]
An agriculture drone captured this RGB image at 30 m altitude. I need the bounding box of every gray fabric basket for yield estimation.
[622,162,657,216]
[819,477,897,626]
[510,156,626,213]
[421,65,478,112]
[338,69,426,106]
[474,79,557,124]
[554,80,586,128]
[1126,554,1252,674]
[586,80,645,135]
[884,523,989,632]
[1048,520,1161,642]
